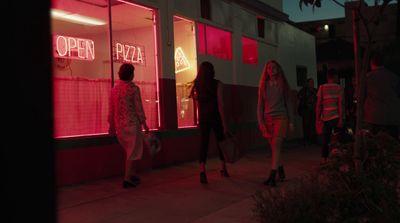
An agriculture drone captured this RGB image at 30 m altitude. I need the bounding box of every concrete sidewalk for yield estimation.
[57,144,321,223]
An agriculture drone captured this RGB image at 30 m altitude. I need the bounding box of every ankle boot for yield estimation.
[130,176,141,184]
[263,170,277,187]
[122,180,137,189]
[200,172,208,184]
[220,169,230,177]
[278,165,286,181]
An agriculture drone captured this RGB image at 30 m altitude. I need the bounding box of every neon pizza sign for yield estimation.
[52,35,146,65]
[113,41,145,65]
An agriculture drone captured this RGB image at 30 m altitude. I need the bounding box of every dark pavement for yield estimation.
[57,143,321,223]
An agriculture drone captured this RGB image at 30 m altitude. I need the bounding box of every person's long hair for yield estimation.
[190,61,215,102]
[258,60,290,100]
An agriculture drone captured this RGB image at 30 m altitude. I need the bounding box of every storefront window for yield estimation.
[51,0,159,138]
[173,16,197,127]
[197,23,232,60]
[206,25,232,60]
[51,0,111,138]
[242,36,258,65]
[111,0,159,130]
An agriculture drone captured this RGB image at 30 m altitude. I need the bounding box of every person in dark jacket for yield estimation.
[363,52,400,140]
[190,61,231,184]
[297,78,318,145]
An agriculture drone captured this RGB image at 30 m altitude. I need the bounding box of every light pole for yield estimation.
[351,1,363,172]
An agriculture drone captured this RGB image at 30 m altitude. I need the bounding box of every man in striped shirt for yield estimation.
[316,68,344,163]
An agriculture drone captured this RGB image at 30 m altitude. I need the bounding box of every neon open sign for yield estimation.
[113,41,145,65]
[53,35,95,61]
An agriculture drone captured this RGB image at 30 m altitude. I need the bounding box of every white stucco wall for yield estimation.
[277,22,317,91]
[155,0,316,89]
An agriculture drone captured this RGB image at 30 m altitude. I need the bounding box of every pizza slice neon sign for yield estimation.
[175,47,191,73]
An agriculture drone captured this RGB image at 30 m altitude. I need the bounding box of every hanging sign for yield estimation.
[113,41,145,65]
[53,35,95,61]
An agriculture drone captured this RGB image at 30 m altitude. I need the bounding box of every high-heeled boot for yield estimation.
[122,180,137,188]
[278,165,286,182]
[220,169,230,177]
[200,172,208,184]
[263,170,277,187]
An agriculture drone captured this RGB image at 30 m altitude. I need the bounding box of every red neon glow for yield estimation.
[242,36,258,65]
[152,12,161,128]
[113,42,145,65]
[175,47,191,73]
[53,35,95,61]
[197,23,206,55]
[206,26,232,60]
[116,0,153,10]
[53,78,159,138]
[53,77,111,138]
[52,0,161,138]
[196,23,232,60]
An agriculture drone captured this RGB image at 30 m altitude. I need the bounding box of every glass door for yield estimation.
[173,16,198,127]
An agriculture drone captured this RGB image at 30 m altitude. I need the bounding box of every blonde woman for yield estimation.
[257,60,294,187]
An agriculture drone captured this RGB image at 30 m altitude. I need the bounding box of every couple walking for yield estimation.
[108,62,230,187]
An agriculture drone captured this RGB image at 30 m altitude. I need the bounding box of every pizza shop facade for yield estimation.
[53,0,317,186]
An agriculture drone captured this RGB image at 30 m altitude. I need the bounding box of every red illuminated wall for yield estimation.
[197,23,206,55]
[197,23,232,60]
[242,36,258,65]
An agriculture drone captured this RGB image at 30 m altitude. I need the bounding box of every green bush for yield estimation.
[253,132,400,223]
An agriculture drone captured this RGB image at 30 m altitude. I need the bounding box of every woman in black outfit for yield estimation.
[190,61,230,184]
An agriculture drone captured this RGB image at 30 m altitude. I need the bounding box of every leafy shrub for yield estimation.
[253,131,400,223]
